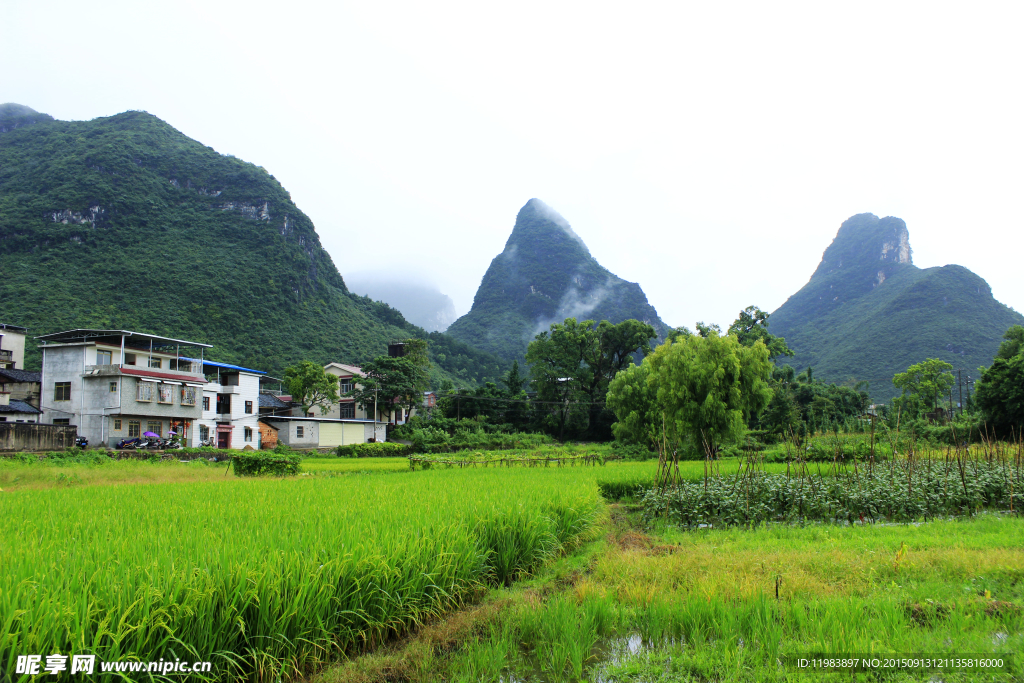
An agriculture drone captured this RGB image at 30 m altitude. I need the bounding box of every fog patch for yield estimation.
[530,273,615,338]
[344,271,458,332]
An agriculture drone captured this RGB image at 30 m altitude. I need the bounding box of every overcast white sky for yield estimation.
[4,1,1022,329]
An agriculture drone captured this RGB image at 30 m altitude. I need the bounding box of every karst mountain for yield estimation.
[0,104,500,383]
[769,213,1024,401]
[447,199,669,362]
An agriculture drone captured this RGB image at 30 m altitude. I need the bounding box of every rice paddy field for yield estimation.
[2,444,1022,682]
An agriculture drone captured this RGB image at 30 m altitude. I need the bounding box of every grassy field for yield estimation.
[3,443,1022,682]
[0,466,601,681]
[326,509,1023,683]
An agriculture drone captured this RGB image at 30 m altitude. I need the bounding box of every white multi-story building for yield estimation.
[194,360,264,449]
[37,329,211,447]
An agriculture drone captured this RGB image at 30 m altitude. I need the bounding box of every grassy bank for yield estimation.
[325,508,1023,682]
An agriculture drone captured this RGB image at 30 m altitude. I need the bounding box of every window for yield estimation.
[114,419,122,430]
[244,400,253,414]
[181,386,197,406]
[53,418,71,425]
[125,353,136,365]
[157,384,173,404]
[199,424,209,442]
[202,396,210,411]
[96,350,112,365]
[54,382,71,401]
[128,421,140,437]
[148,357,162,369]
[244,426,253,442]
[109,381,118,393]
[339,382,353,394]
[339,402,355,419]
[146,421,162,437]
[136,382,154,402]
[296,425,304,438]
[216,394,231,414]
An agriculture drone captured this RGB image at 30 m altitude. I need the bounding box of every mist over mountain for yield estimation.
[447,199,669,362]
[0,105,501,384]
[770,213,1024,401]
[344,273,458,332]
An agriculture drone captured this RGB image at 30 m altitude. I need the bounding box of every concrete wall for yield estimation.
[275,420,319,448]
[0,423,76,451]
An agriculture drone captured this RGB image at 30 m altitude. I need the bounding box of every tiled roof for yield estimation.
[0,400,42,414]
[120,367,207,383]
[259,393,289,408]
[326,363,365,377]
[0,368,41,383]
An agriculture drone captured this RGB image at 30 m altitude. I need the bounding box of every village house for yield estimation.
[194,359,264,449]
[259,362,388,448]
[37,329,211,447]
[0,323,27,371]
[0,374,42,423]
[0,323,42,410]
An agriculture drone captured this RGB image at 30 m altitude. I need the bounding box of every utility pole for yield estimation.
[958,369,964,416]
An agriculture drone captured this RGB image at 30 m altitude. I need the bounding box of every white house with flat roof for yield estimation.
[193,359,264,449]
[37,329,212,447]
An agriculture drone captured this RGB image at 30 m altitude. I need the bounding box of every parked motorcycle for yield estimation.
[199,437,215,448]
[116,437,141,450]
[75,436,89,449]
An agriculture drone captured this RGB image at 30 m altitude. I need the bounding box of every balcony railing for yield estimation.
[0,350,12,361]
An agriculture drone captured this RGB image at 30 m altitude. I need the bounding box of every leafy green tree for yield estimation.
[727,305,794,361]
[606,360,660,451]
[285,361,340,416]
[892,358,955,417]
[525,318,594,440]
[581,319,657,438]
[350,340,431,422]
[647,330,773,455]
[526,317,656,439]
[975,325,1024,435]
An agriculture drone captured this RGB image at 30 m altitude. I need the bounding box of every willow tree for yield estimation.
[646,330,773,484]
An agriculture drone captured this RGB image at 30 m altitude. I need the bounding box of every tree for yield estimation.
[646,330,773,456]
[284,361,340,416]
[892,358,955,417]
[975,325,1024,436]
[526,317,657,440]
[581,319,657,438]
[525,318,593,440]
[350,339,431,423]
[606,360,660,451]
[727,305,794,361]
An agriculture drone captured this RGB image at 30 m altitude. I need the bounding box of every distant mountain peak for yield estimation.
[447,199,667,362]
[510,198,589,253]
[770,212,1023,400]
[0,103,54,133]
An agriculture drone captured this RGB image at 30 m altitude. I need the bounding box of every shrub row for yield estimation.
[334,442,413,458]
[232,452,302,476]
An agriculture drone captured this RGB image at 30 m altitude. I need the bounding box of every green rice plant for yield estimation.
[0,468,600,681]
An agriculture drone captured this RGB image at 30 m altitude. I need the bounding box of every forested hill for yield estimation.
[447,198,669,362]
[0,105,501,384]
[770,213,1024,401]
